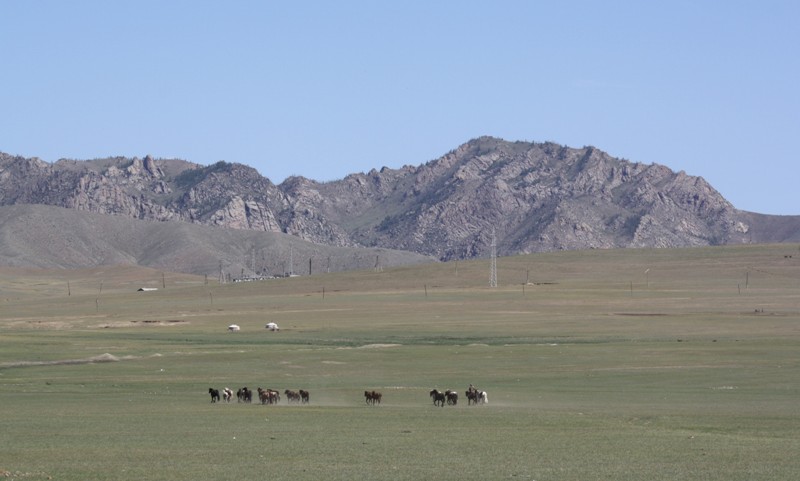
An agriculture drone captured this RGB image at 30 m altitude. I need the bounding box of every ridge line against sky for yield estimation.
[1,1,798,215]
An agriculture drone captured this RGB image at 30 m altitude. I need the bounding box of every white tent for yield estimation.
[227,324,240,332]
[265,322,279,331]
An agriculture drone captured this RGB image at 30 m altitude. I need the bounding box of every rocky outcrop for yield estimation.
[304,137,758,259]
[1,137,798,262]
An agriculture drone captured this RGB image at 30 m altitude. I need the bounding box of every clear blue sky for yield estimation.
[2,1,798,215]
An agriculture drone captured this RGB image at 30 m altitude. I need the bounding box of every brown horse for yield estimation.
[284,389,301,404]
[299,389,310,404]
[269,389,281,403]
[208,388,220,403]
[257,388,278,405]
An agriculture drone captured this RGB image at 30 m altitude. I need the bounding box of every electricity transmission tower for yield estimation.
[489,228,497,288]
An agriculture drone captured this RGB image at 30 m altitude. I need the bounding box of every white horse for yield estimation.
[479,391,489,404]
[222,387,233,403]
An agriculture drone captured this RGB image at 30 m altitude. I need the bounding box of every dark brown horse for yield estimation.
[299,389,310,404]
[208,388,220,403]
[466,386,479,405]
[364,390,382,405]
[429,389,446,407]
[445,389,458,405]
[466,385,487,405]
[239,387,252,403]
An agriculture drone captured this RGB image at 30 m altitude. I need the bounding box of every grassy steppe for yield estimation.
[1,245,799,480]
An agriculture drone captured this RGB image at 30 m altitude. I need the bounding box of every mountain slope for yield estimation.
[1,137,798,264]
[0,204,433,275]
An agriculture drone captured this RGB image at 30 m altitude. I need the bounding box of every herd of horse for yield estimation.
[209,385,488,406]
[429,386,488,406]
[363,390,382,405]
[208,387,309,405]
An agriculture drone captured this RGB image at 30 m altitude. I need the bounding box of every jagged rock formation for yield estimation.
[1,136,799,264]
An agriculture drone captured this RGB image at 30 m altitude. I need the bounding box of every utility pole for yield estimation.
[490,228,497,288]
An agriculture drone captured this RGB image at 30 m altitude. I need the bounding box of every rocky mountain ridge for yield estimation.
[2,136,799,264]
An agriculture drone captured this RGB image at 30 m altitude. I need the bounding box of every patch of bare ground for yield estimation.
[1,352,163,369]
[95,319,189,328]
[336,343,402,350]
[1,353,121,368]
[275,308,354,314]
[0,316,105,330]
[588,364,744,372]
[382,386,427,390]
[17,320,74,330]
[614,312,669,316]
[0,470,51,479]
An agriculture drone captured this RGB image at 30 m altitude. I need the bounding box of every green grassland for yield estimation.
[1,245,799,480]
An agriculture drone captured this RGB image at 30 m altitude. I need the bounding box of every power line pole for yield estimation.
[490,227,497,288]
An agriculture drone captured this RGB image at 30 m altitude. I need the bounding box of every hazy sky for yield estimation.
[2,1,798,214]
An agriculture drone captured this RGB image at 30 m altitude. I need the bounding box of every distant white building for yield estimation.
[227,324,241,332]
[265,322,280,331]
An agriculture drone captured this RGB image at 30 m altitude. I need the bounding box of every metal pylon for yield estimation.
[490,228,497,288]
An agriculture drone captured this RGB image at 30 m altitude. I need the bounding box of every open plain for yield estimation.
[1,245,799,480]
